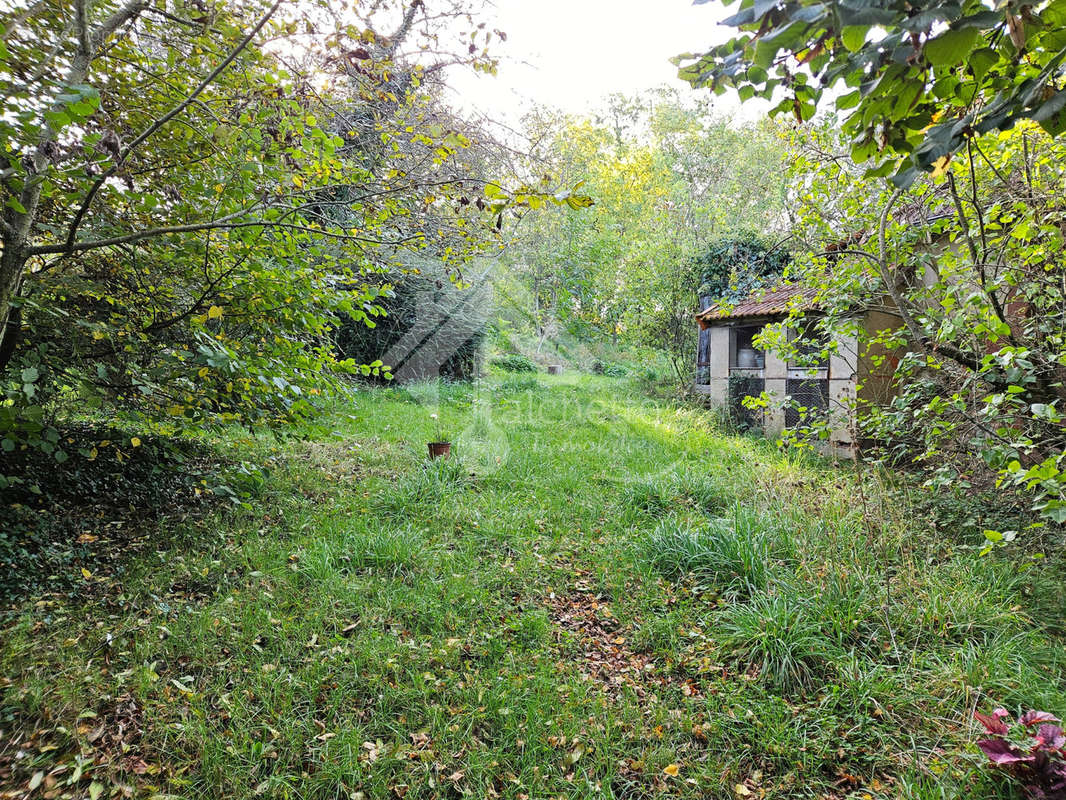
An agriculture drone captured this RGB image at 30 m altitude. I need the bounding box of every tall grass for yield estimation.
[719,592,839,692]
[639,505,794,597]
[2,374,1064,800]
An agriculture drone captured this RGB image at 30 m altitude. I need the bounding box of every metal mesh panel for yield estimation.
[785,378,829,428]
[729,375,764,431]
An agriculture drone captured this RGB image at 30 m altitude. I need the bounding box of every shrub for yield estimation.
[591,359,627,377]
[974,707,1066,799]
[334,256,488,383]
[491,353,538,373]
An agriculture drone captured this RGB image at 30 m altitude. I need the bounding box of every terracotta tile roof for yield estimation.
[696,283,820,326]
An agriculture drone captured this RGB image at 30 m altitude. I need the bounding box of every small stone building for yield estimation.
[694,284,900,454]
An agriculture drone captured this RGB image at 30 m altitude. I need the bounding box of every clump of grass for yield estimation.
[341,524,426,578]
[508,608,550,648]
[300,523,429,582]
[719,592,839,692]
[640,506,794,597]
[632,610,686,656]
[494,374,541,395]
[375,456,471,516]
[673,472,735,514]
[806,568,885,654]
[621,477,672,516]
[620,472,734,518]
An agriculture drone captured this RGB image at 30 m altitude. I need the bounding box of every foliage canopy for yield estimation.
[679,0,1066,185]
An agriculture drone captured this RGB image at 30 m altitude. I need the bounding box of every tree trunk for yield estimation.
[0,243,25,370]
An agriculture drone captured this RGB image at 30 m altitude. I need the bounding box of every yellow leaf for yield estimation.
[81,568,92,579]
[931,155,951,177]
[198,367,209,378]
[663,763,680,777]
[735,785,752,797]
[567,743,585,764]
[208,305,223,319]
[130,437,141,447]
[214,183,224,193]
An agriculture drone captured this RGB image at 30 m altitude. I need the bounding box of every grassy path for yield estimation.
[3,375,1064,798]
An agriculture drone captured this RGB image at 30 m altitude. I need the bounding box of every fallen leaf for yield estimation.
[567,743,585,764]
[663,763,680,777]
[735,784,752,796]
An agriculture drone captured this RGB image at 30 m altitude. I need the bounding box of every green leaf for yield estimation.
[841,26,869,53]
[969,47,999,82]
[924,28,980,66]
[836,90,861,110]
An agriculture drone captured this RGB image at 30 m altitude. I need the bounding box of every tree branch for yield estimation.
[60,0,283,254]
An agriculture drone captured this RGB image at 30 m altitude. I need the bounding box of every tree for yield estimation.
[0,1,582,477]
[679,0,1066,185]
[503,92,792,383]
[692,232,791,305]
[761,120,1066,533]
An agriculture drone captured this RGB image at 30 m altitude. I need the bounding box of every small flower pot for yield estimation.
[428,442,451,459]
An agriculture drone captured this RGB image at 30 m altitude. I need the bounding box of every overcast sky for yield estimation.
[445,0,764,122]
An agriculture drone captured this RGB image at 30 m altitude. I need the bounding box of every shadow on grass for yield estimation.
[0,422,230,605]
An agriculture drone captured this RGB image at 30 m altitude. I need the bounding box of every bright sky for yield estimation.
[446,0,765,122]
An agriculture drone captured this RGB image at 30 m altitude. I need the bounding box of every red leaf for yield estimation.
[977,739,1034,764]
[1037,724,1066,749]
[975,711,1009,735]
[1020,710,1059,727]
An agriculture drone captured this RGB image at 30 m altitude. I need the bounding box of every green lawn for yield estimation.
[3,374,1064,798]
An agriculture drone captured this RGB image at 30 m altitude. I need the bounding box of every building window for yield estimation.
[695,327,711,385]
[788,319,828,369]
[730,325,765,370]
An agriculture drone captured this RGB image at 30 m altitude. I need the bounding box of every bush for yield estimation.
[334,255,488,383]
[490,353,538,373]
[591,359,627,377]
